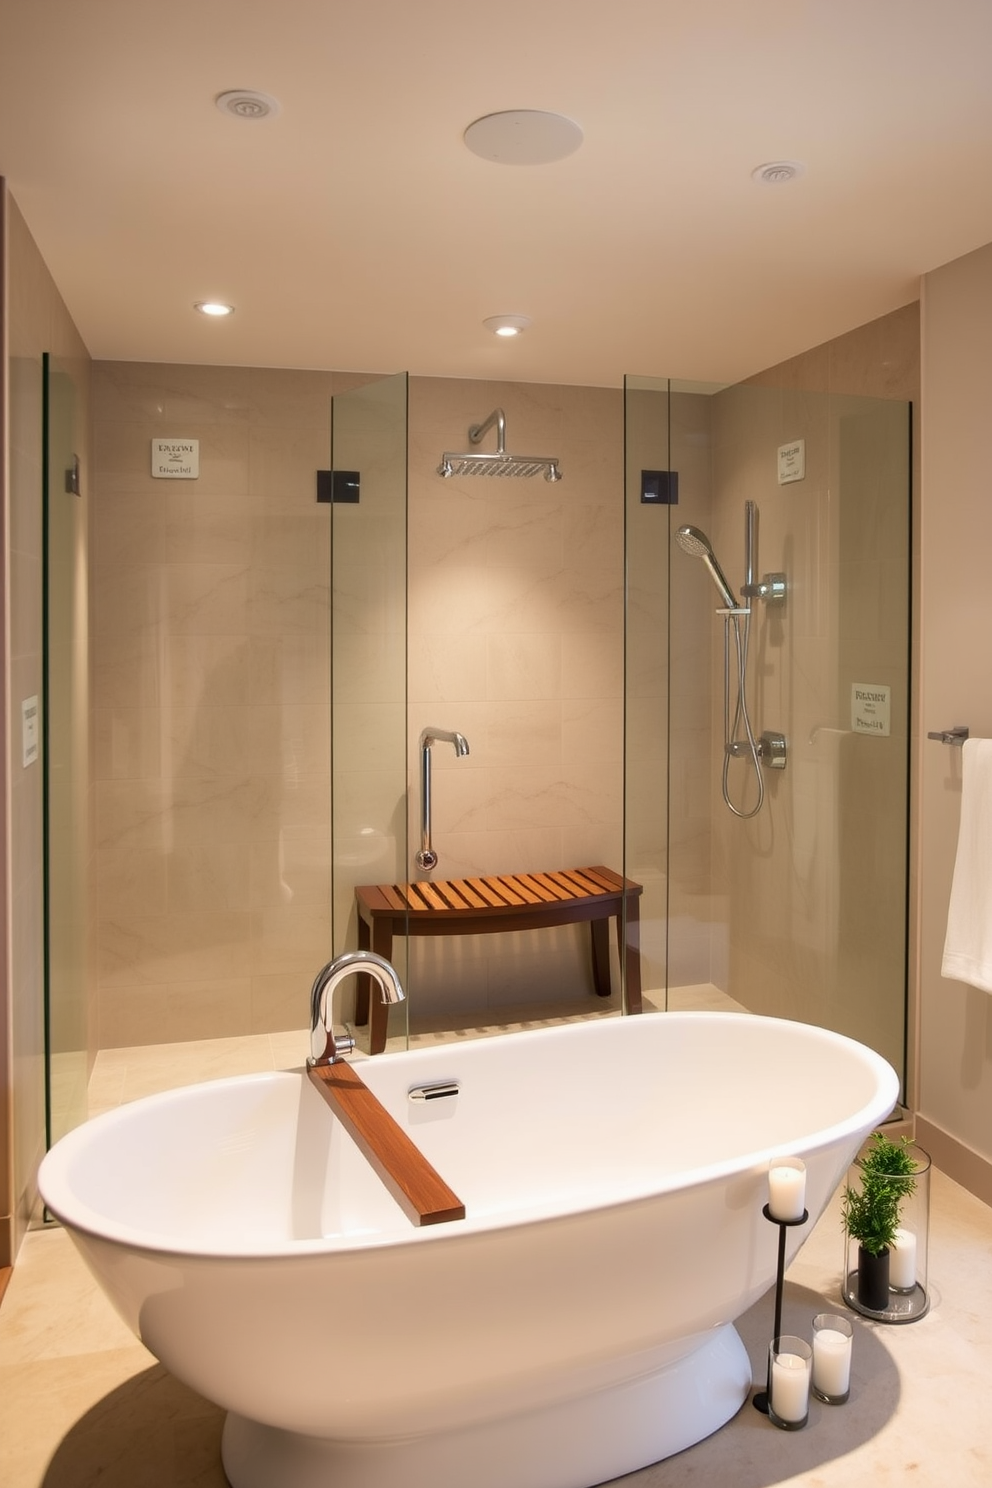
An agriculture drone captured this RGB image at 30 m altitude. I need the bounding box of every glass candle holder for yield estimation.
[768,1335,811,1430]
[811,1312,853,1404]
[842,1144,931,1323]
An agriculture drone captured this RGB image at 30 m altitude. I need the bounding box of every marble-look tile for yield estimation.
[407,632,490,704]
[93,361,254,425]
[561,629,624,700]
[92,418,251,499]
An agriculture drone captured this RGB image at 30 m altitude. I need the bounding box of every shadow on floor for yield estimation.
[627,1281,902,1487]
[41,1284,900,1488]
[42,1365,227,1488]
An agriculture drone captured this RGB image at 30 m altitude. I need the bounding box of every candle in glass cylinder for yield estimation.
[815,1327,856,1392]
[771,1351,809,1423]
[890,1227,917,1290]
[767,1159,806,1221]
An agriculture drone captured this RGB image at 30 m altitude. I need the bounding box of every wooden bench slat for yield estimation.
[551,869,602,900]
[415,881,451,911]
[481,875,530,907]
[510,873,559,903]
[578,865,626,894]
[526,872,575,902]
[400,883,436,912]
[494,874,543,905]
[434,879,483,910]
[372,883,409,912]
[465,876,513,909]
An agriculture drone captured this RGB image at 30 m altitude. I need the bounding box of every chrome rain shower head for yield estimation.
[437,407,562,482]
[675,524,739,610]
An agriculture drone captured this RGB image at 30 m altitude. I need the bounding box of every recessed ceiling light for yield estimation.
[194,301,235,317]
[483,314,532,337]
[751,160,806,186]
[215,89,281,120]
[464,111,583,166]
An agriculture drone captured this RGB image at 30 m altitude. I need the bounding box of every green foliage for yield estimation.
[841,1132,919,1257]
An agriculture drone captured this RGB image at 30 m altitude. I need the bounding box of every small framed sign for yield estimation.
[851,683,891,737]
[777,439,805,485]
[152,439,199,479]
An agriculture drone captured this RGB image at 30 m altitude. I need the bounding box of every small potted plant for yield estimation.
[841,1132,918,1311]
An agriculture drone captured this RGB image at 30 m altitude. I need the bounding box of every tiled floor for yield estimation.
[3,1013,990,1488]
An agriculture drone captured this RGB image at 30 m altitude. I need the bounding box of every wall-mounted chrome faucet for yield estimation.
[307,949,405,1067]
[416,727,470,871]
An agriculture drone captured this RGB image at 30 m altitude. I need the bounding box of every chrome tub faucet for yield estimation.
[307,950,405,1067]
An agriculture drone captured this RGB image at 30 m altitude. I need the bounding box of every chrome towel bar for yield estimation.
[927,725,969,746]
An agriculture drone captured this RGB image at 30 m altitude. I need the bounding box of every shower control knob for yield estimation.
[757,731,788,770]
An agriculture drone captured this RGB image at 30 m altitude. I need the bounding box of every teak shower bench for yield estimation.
[354,865,642,1054]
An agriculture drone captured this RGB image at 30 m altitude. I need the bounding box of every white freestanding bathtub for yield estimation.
[39,1013,898,1488]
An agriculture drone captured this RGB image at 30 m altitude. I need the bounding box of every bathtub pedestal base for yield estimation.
[221,1323,750,1488]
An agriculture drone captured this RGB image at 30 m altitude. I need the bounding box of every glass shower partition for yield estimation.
[329,372,410,1048]
[43,352,90,1143]
[624,374,911,1091]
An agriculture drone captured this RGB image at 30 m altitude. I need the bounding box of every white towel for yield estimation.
[942,737,992,993]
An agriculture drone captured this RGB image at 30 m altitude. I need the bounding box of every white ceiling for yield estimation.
[3,0,992,388]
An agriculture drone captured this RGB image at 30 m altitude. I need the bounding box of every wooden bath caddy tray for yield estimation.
[354,865,642,1053]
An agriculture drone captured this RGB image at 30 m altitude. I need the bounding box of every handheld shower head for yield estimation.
[675,524,739,610]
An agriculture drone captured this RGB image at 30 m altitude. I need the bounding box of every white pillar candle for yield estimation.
[768,1160,806,1221]
[812,1328,852,1399]
[890,1227,917,1290]
[771,1352,810,1423]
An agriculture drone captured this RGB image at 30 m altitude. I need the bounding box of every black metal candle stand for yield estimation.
[753,1203,809,1415]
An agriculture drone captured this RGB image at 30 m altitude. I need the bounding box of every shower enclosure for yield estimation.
[327,366,911,1084]
[625,376,911,1081]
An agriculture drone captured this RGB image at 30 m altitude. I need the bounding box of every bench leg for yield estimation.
[622,900,642,1015]
[367,920,395,1055]
[590,917,612,997]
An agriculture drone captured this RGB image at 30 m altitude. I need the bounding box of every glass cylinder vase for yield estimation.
[842,1143,930,1322]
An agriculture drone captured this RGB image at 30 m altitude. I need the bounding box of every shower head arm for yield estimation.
[468,408,506,455]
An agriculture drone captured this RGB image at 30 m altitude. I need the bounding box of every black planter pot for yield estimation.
[857,1245,891,1311]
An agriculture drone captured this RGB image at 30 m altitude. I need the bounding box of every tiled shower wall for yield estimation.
[93,366,627,1046]
[402,378,624,1016]
[92,364,362,1047]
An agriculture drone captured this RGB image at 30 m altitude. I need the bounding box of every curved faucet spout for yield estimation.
[419,726,470,758]
[416,727,470,870]
[308,950,405,1067]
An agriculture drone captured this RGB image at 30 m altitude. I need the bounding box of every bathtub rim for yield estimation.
[38,1011,900,1260]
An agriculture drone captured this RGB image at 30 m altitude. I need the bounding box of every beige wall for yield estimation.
[1,190,90,1260]
[916,244,992,1194]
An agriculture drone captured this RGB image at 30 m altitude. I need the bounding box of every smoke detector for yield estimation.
[216,90,281,121]
[751,161,806,185]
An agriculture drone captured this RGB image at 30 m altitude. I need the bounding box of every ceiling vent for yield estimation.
[751,161,806,186]
[216,90,281,121]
